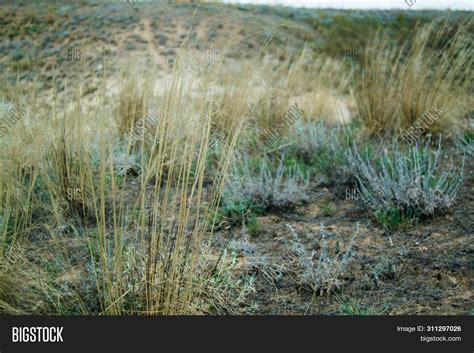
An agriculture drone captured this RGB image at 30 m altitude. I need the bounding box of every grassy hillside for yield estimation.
[0,2,472,315]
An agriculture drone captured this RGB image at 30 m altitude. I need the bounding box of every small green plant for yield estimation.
[218,197,263,226]
[321,202,335,217]
[456,131,473,156]
[246,214,261,236]
[283,155,313,178]
[337,296,387,315]
[45,256,64,276]
[374,208,414,230]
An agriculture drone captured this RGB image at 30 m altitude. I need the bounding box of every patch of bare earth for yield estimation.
[217,157,473,315]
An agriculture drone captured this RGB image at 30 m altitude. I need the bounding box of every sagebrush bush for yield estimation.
[223,152,309,212]
[287,120,350,179]
[347,138,465,217]
[456,133,474,156]
[285,223,358,295]
[290,121,341,158]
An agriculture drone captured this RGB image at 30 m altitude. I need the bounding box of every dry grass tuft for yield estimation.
[357,20,473,136]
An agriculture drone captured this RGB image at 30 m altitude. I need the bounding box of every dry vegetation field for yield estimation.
[0,1,472,315]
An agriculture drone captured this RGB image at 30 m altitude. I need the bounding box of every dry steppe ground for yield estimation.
[0,2,472,315]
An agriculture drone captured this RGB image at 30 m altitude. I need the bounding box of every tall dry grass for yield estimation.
[0,56,250,314]
[357,20,473,136]
[2,13,468,315]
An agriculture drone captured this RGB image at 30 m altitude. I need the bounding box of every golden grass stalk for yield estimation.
[357,19,473,136]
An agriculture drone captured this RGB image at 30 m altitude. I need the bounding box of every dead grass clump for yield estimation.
[0,242,65,314]
[199,50,350,141]
[115,76,152,137]
[0,57,249,315]
[357,20,473,136]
